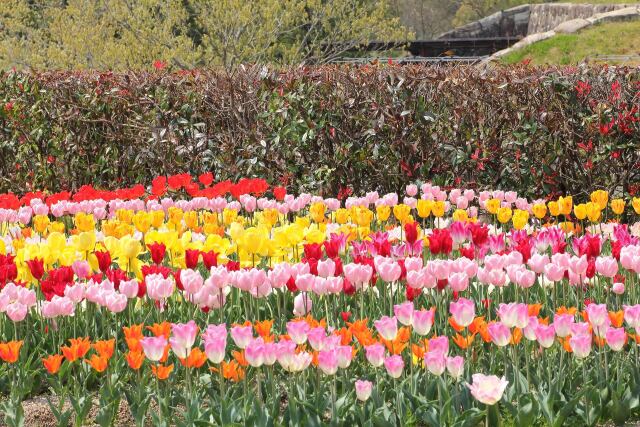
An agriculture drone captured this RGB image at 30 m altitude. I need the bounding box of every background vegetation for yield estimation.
[1,65,638,198]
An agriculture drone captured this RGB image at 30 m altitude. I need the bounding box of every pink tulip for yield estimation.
[523,316,539,341]
[293,293,312,316]
[6,302,27,322]
[146,274,175,301]
[384,355,404,378]
[262,342,277,366]
[449,298,475,328]
[468,374,508,405]
[515,269,536,288]
[595,256,618,278]
[534,324,556,348]
[287,321,310,345]
[612,282,625,295]
[170,321,199,358]
[230,325,254,349]
[181,269,204,294]
[406,184,418,197]
[404,257,423,272]
[355,380,373,401]
[429,336,449,354]
[497,303,529,329]
[553,314,575,338]
[412,308,435,336]
[119,279,139,299]
[586,303,609,327]
[318,350,339,375]
[393,301,414,326]
[544,263,565,282]
[203,324,227,342]
[365,343,386,367]
[64,283,85,303]
[245,339,265,367]
[105,292,127,313]
[204,339,226,364]
[308,327,327,351]
[527,253,550,274]
[624,304,640,329]
[605,327,627,352]
[72,260,91,279]
[448,272,469,292]
[425,351,446,376]
[295,274,316,292]
[488,322,511,347]
[446,356,464,380]
[377,261,402,283]
[336,345,353,368]
[374,316,398,341]
[317,259,336,278]
[569,333,592,358]
[140,336,168,362]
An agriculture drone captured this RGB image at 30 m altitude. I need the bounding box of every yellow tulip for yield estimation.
[610,199,625,215]
[574,204,587,220]
[133,211,152,233]
[547,201,560,217]
[432,201,446,218]
[151,210,165,228]
[376,205,391,222]
[585,202,601,222]
[633,197,640,215]
[497,207,513,224]
[416,199,433,218]
[116,209,134,224]
[590,190,609,211]
[33,215,50,234]
[222,208,238,226]
[309,202,326,223]
[392,204,411,223]
[452,209,468,222]
[74,212,95,232]
[512,209,529,230]
[558,196,572,216]
[532,203,547,219]
[485,199,500,215]
[335,208,350,224]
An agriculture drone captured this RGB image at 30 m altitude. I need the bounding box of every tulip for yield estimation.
[355,380,373,401]
[140,336,168,362]
[245,339,265,367]
[286,321,310,345]
[393,301,414,326]
[570,334,592,358]
[119,279,139,299]
[624,304,640,329]
[336,345,353,369]
[293,293,312,316]
[553,314,575,338]
[318,350,339,375]
[169,321,198,359]
[497,303,529,329]
[180,269,204,294]
[488,322,511,347]
[384,355,404,378]
[534,324,556,348]
[605,327,626,351]
[586,303,609,327]
[230,325,254,349]
[468,374,508,405]
[446,356,464,380]
[374,316,398,341]
[449,298,475,328]
[365,343,386,367]
[412,308,435,336]
[204,339,226,364]
[425,351,446,376]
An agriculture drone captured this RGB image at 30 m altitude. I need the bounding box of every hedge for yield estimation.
[0,64,638,198]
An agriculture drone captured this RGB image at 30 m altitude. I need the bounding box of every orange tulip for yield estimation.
[254,320,273,338]
[93,339,115,360]
[561,337,573,353]
[594,336,606,348]
[0,340,23,363]
[126,351,145,370]
[85,354,109,373]
[42,354,64,374]
[232,350,248,367]
[609,310,624,328]
[215,360,244,382]
[453,333,475,350]
[510,328,523,345]
[123,324,144,352]
[411,344,426,359]
[147,322,171,339]
[61,337,91,362]
[334,327,353,346]
[151,363,174,380]
[180,348,208,369]
[556,306,577,316]
[448,317,465,333]
[528,304,542,317]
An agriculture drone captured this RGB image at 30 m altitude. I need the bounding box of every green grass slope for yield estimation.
[502,19,640,65]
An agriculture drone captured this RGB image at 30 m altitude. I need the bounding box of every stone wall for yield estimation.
[438,3,637,40]
[528,3,634,34]
[438,5,530,39]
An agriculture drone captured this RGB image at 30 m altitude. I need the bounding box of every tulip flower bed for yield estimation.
[2,176,640,426]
